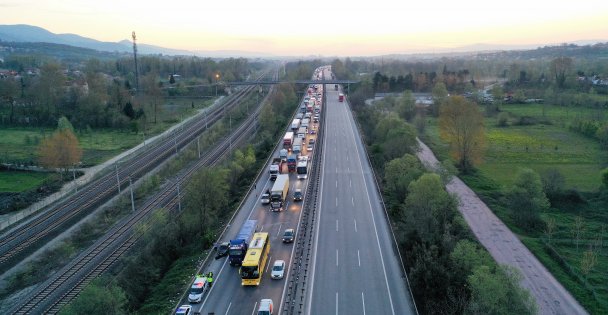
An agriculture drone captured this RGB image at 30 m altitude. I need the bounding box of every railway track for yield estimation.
[0,76,266,272]
[9,72,276,314]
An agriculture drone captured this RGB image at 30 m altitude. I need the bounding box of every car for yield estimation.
[308,138,315,145]
[307,144,313,151]
[271,260,286,279]
[214,242,230,259]
[282,228,295,243]
[175,305,192,315]
[310,129,316,134]
[313,117,319,123]
[293,189,303,201]
[258,299,274,315]
[261,193,270,205]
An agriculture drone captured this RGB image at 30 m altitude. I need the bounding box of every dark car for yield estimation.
[214,242,230,259]
[282,228,295,243]
[293,189,303,201]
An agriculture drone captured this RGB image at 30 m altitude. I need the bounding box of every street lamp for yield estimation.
[215,73,220,96]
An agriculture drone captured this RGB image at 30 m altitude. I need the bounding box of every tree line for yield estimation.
[0,55,256,130]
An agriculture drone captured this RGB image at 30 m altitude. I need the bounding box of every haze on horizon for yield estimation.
[1,0,607,56]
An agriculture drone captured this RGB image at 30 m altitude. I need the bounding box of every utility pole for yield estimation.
[129,176,135,212]
[115,163,121,193]
[132,31,140,93]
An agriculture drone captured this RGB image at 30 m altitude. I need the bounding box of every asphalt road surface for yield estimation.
[184,87,321,315]
[306,77,416,315]
[416,139,587,315]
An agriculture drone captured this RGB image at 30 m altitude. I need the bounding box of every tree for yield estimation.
[374,113,418,164]
[450,239,493,276]
[59,278,126,315]
[507,168,549,229]
[402,173,457,244]
[0,78,19,124]
[571,216,585,252]
[467,265,537,315]
[384,154,424,205]
[38,128,82,176]
[396,90,416,121]
[544,217,557,243]
[580,249,597,279]
[431,82,448,116]
[602,168,608,188]
[57,116,75,132]
[438,96,485,173]
[35,62,66,123]
[540,168,565,198]
[550,56,573,89]
[184,167,229,239]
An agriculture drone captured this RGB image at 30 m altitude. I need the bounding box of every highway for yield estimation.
[184,78,323,315]
[306,70,416,314]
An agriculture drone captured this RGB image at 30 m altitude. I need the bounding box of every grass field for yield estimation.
[423,102,608,313]
[0,171,52,193]
[0,97,215,191]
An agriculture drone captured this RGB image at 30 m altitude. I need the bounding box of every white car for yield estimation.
[271,260,286,279]
[175,305,192,315]
[261,193,270,205]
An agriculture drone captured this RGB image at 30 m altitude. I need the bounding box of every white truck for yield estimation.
[291,118,301,131]
[270,174,289,211]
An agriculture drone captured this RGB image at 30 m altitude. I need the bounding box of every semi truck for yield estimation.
[270,174,289,211]
[269,158,283,181]
[283,132,294,149]
[229,219,258,266]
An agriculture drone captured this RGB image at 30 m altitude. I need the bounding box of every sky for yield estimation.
[1,0,607,56]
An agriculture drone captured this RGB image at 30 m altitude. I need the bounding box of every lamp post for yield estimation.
[215,73,220,97]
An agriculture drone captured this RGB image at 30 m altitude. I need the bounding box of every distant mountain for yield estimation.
[0,24,274,58]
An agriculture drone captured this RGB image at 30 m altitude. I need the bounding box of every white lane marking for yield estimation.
[251,302,258,315]
[362,292,366,315]
[335,197,338,207]
[225,303,232,315]
[336,249,339,267]
[350,179,352,188]
[347,167,349,172]
[336,180,338,188]
[336,292,339,315]
[259,225,264,232]
[336,220,339,232]
[347,105,396,315]
[354,219,357,232]
[351,197,354,206]
[305,98,330,315]
[358,250,361,267]
[266,256,272,273]
[336,167,338,173]
[200,255,228,308]
[276,224,282,237]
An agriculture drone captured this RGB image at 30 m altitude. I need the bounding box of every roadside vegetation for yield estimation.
[349,84,536,314]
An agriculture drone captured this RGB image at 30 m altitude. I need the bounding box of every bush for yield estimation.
[497,112,509,127]
[506,168,549,230]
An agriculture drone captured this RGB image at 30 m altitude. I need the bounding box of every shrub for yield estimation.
[497,112,509,127]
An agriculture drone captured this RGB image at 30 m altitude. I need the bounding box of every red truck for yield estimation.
[338,93,344,102]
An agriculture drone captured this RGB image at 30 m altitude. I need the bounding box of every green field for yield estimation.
[0,97,215,192]
[0,171,53,193]
[423,102,608,313]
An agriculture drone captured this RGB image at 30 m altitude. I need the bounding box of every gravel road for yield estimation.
[416,139,587,315]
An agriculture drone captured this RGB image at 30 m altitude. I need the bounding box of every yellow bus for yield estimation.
[240,232,270,286]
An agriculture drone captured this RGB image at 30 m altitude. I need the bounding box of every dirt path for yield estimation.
[416,139,587,315]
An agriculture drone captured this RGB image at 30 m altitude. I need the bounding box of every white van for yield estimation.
[258,299,273,315]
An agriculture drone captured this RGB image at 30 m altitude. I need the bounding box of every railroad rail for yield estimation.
[10,71,276,314]
[0,75,266,272]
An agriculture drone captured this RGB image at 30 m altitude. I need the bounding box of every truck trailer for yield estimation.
[283,132,294,149]
[228,219,258,266]
[269,157,283,181]
[270,174,289,211]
